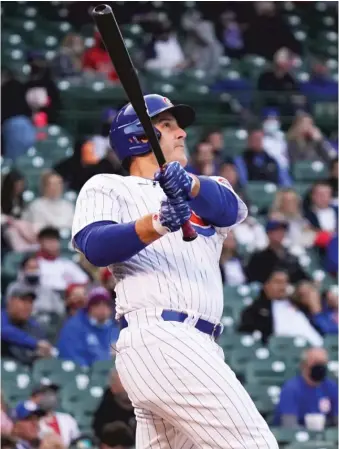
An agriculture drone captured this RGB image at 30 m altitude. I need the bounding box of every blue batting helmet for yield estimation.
[109,94,195,161]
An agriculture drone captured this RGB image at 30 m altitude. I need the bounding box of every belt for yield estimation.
[120,310,223,340]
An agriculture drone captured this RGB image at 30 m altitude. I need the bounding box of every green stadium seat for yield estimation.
[268,336,309,359]
[245,359,296,386]
[229,346,271,375]
[2,252,28,285]
[32,359,83,386]
[285,443,336,449]
[324,427,338,443]
[271,427,325,445]
[223,285,255,301]
[219,333,261,356]
[324,335,338,354]
[245,181,278,211]
[222,128,247,156]
[1,359,29,381]
[91,359,115,381]
[292,160,329,182]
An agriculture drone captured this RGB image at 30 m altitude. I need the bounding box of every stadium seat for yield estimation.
[268,336,309,363]
[219,333,261,356]
[324,427,338,443]
[32,358,83,385]
[285,444,336,449]
[324,335,338,354]
[91,359,115,381]
[292,161,329,182]
[245,182,278,210]
[271,428,325,445]
[2,252,28,286]
[245,359,296,386]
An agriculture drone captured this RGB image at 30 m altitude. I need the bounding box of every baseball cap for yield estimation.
[87,287,112,308]
[266,219,289,233]
[8,284,36,301]
[12,401,46,421]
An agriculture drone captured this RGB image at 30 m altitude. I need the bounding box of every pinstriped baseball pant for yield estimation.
[115,309,278,449]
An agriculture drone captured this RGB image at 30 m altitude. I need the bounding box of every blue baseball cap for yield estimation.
[266,220,289,233]
[12,401,46,421]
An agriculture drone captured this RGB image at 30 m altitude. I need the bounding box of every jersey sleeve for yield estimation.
[209,176,248,236]
[71,174,122,240]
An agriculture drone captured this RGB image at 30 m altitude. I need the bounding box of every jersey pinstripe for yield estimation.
[72,173,248,322]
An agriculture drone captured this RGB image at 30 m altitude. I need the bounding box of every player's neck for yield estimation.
[130,154,158,180]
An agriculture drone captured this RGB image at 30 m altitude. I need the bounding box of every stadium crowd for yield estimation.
[1,2,338,449]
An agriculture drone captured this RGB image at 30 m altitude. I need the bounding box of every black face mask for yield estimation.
[310,363,327,382]
[24,274,40,285]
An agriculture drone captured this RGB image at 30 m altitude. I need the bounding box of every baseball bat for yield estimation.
[91,4,197,242]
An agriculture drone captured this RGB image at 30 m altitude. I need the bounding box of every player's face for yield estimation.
[154,112,188,166]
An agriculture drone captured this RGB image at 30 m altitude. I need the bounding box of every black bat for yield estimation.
[91,4,197,242]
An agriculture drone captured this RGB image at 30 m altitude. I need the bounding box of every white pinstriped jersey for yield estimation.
[72,174,248,322]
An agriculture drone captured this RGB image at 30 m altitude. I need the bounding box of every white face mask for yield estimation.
[263,120,280,134]
[89,317,112,328]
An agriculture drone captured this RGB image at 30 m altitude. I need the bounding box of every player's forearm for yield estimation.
[189,176,241,227]
[73,218,162,267]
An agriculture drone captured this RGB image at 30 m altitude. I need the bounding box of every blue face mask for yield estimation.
[89,317,112,328]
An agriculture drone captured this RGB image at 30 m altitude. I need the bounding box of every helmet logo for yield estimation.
[163,97,173,106]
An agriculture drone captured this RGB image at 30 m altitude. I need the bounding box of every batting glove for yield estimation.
[152,197,192,235]
[154,161,196,200]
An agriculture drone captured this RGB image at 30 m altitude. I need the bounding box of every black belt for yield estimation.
[120,310,223,340]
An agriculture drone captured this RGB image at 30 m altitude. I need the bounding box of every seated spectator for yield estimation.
[220,230,247,286]
[93,369,135,442]
[232,215,269,253]
[217,10,245,58]
[239,270,323,346]
[324,233,338,276]
[327,158,338,205]
[304,182,338,233]
[99,422,135,449]
[83,32,119,82]
[274,348,338,427]
[36,227,89,293]
[1,285,54,365]
[65,283,88,317]
[262,108,291,186]
[181,10,223,77]
[287,113,334,165]
[23,171,74,231]
[300,57,338,100]
[6,254,65,317]
[1,67,36,161]
[187,141,219,176]
[270,189,314,249]
[234,128,283,186]
[11,401,46,448]
[53,33,84,79]
[1,393,13,436]
[1,170,38,252]
[57,287,119,368]
[203,129,225,165]
[30,381,80,447]
[246,219,309,284]
[144,22,186,71]
[295,282,338,336]
[25,52,60,124]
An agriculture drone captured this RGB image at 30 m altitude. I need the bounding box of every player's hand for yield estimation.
[154,162,195,200]
[153,197,191,235]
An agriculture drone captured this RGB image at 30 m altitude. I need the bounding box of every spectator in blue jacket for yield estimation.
[1,286,54,365]
[274,348,338,428]
[57,287,119,368]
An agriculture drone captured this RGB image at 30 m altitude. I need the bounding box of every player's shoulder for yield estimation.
[78,173,130,194]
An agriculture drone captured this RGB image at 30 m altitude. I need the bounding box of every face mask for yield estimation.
[310,363,327,382]
[24,273,40,285]
[263,120,280,134]
[89,317,112,328]
[39,393,58,411]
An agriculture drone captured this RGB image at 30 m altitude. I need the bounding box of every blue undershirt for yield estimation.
[74,176,239,267]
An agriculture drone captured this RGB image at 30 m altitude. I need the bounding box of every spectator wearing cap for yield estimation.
[239,270,323,346]
[29,381,80,447]
[65,283,88,317]
[274,348,338,428]
[22,171,74,231]
[1,286,54,365]
[11,400,46,448]
[35,227,89,293]
[6,254,64,317]
[93,369,135,443]
[246,219,309,284]
[57,287,119,368]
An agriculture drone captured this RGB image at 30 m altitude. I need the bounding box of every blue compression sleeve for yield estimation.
[74,220,147,267]
[190,176,239,227]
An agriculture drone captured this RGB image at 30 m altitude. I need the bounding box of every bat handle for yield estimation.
[181,221,198,242]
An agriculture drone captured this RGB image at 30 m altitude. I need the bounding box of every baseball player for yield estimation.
[72,94,278,449]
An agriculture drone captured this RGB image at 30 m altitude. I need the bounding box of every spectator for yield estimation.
[25,52,60,124]
[232,216,269,253]
[1,67,36,161]
[144,22,186,71]
[6,254,64,317]
[57,287,119,368]
[270,189,315,249]
[324,233,338,276]
[301,57,338,101]
[11,401,46,449]
[304,182,338,233]
[234,128,282,186]
[30,381,80,447]
[287,113,333,165]
[262,109,291,186]
[93,369,135,442]
[181,10,223,77]
[217,10,245,58]
[64,283,88,317]
[53,33,84,79]
[327,158,338,204]
[187,141,219,176]
[23,171,74,231]
[1,285,54,365]
[238,270,323,346]
[274,348,338,427]
[246,219,309,284]
[1,170,38,252]
[83,32,119,82]
[203,129,227,165]
[1,393,13,436]
[36,227,89,293]
[220,230,247,286]
[99,422,135,449]
[295,282,338,335]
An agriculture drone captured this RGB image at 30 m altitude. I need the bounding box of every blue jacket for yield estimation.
[57,309,119,368]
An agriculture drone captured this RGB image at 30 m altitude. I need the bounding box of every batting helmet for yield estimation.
[109,94,195,161]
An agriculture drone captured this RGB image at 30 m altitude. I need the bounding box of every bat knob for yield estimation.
[92,4,112,16]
